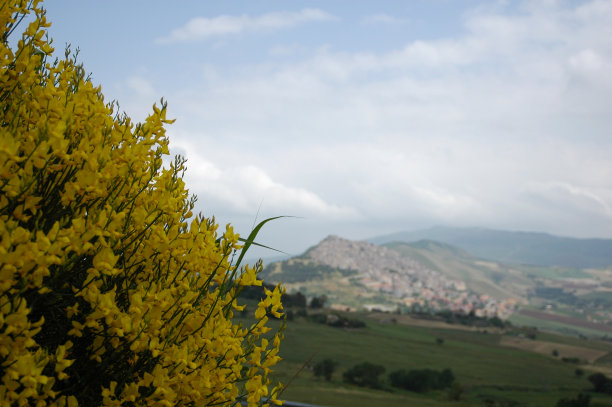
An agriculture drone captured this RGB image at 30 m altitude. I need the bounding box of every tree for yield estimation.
[282,291,307,308]
[439,368,456,388]
[556,393,591,407]
[313,359,338,381]
[343,362,386,389]
[310,294,327,309]
[389,368,455,393]
[489,316,505,328]
[587,372,612,394]
[0,2,283,406]
[447,382,465,401]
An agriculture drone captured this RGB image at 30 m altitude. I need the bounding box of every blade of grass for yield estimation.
[236,237,288,254]
[233,215,296,271]
[278,347,321,398]
[251,198,264,232]
[223,216,297,295]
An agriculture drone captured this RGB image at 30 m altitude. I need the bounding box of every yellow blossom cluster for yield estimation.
[0,1,284,406]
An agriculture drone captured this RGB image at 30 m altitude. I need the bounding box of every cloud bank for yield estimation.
[157,9,336,43]
[170,139,359,221]
[101,0,612,249]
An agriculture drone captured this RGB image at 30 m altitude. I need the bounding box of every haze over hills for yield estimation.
[369,226,612,269]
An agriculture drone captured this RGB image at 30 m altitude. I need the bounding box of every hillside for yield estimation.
[262,235,517,318]
[384,240,534,301]
[369,226,612,269]
[262,311,612,407]
[262,234,612,337]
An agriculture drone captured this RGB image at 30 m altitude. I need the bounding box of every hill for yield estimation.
[369,226,612,268]
[262,235,518,318]
[262,234,612,338]
[383,240,533,302]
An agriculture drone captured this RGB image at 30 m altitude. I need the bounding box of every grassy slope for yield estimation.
[508,312,612,339]
[257,312,612,407]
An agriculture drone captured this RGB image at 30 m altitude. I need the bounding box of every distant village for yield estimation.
[332,266,518,319]
[305,235,519,319]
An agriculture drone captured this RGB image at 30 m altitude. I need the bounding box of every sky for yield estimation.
[42,0,612,258]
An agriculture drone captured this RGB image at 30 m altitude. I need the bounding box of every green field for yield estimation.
[251,311,612,407]
[523,266,592,280]
[508,312,609,339]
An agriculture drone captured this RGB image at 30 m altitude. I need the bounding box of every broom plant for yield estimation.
[0,1,284,405]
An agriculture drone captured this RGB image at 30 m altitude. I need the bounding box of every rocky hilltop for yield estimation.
[306,235,422,275]
[263,235,517,318]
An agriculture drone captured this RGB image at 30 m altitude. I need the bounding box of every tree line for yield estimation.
[313,359,459,396]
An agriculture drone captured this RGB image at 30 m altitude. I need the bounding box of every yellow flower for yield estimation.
[0,1,284,405]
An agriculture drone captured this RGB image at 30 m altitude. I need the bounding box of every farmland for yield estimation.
[250,310,612,407]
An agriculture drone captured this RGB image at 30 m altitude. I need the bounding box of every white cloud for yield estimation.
[39,0,612,253]
[155,0,612,241]
[526,182,612,219]
[157,9,336,43]
[362,13,406,25]
[568,49,612,87]
[169,139,360,221]
[520,181,612,237]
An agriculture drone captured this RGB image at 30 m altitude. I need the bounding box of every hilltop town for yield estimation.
[264,235,518,318]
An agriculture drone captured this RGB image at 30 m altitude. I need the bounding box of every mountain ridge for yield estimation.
[368,226,612,268]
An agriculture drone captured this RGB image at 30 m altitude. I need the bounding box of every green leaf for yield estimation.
[233,215,294,271]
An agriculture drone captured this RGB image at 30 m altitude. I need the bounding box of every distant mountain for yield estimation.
[369,226,612,269]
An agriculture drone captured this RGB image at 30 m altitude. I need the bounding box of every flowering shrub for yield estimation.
[0,1,284,406]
